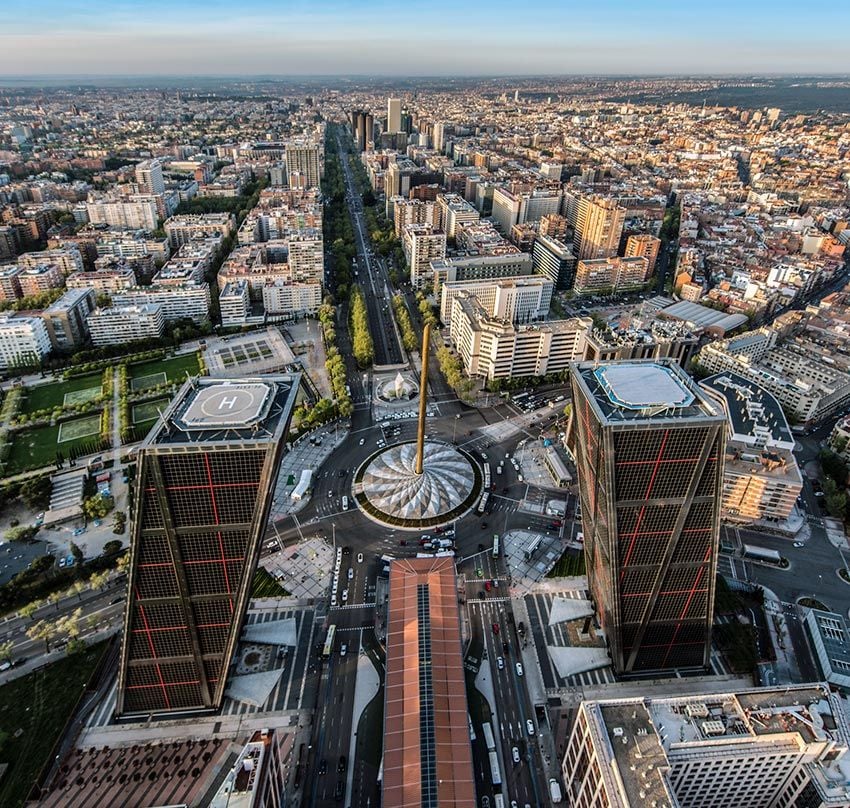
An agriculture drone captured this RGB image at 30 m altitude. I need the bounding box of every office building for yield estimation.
[387,97,402,133]
[701,372,803,524]
[576,196,626,260]
[625,234,662,277]
[435,193,480,239]
[40,287,96,351]
[164,213,235,249]
[450,296,589,380]
[135,159,165,196]
[0,314,52,369]
[383,557,476,808]
[568,360,726,673]
[574,256,648,294]
[219,280,251,327]
[116,374,300,716]
[532,234,577,290]
[562,684,850,808]
[285,142,321,189]
[805,609,850,693]
[403,224,446,289]
[112,282,210,325]
[87,304,165,346]
[440,275,553,327]
[430,253,533,296]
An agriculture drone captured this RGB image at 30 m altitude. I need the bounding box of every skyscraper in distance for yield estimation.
[568,360,725,674]
[116,375,299,716]
[387,97,401,133]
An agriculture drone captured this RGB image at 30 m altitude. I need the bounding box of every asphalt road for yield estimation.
[337,138,404,367]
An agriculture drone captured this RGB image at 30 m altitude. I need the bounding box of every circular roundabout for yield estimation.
[353,440,481,530]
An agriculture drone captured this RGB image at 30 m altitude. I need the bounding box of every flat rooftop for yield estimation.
[573,359,721,423]
[144,374,299,447]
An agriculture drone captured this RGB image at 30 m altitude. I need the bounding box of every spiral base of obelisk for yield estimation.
[353,440,480,530]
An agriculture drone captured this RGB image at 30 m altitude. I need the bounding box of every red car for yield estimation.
[484,581,492,592]
[492,622,500,635]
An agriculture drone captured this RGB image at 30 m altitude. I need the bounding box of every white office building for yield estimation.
[135,159,165,196]
[87,304,165,346]
[0,314,52,369]
[261,280,322,318]
[440,276,553,328]
[402,224,446,289]
[219,280,251,327]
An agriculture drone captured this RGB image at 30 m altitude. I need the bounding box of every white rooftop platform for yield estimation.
[549,646,611,679]
[548,596,594,626]
[224,668,284,707]
[595,363,694,411]
[242,617,297,646]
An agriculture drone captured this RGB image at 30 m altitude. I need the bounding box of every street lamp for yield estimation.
[452,413,461,444]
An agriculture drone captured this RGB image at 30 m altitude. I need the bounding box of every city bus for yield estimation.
[476,492,490,515]
[544,447,571,488]
[492,534,500,559]
[323,624,337,657]
[482,721,496,751]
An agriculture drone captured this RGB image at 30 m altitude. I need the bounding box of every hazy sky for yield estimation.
[2,0,847,76]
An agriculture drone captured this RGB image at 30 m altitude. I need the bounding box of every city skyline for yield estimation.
[2,0,848,76]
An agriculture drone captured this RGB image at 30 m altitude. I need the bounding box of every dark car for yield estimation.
[492,622,500,635]
[335,780,344,801]
[399,539,407,546]
[338,755,347,773]
[319,759,327,775]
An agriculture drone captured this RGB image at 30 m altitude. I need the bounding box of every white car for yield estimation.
[357,553,363,563]
[340,644,347,657]
[359,438,365,445]
[331,594,337,607]
[516,662,524,676]
[497,656,504,670]
[348,568,354,579]
[526,719,535,736]
[342,589,349,602]
[512,746,520,763]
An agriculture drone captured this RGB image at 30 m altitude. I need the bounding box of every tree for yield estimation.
[0,640,13,662]
[18,601,38,620]
[102,539,123,556]
[88,570,110,591]
[116,553,131,575]
[69,542,84,566]
[26,619,57,653]
[82,493,114,520]
[70,580,87,600]
[19,475,52,509]
[66,638,87,655]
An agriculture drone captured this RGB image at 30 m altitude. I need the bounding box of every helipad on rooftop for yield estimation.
[178,382,273,430]
[594,363,694,411]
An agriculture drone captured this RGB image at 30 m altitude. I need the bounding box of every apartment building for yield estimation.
[18,247,84,276]
[135,159,165,196]
[262,279,322,317]
[17,264,65,296]
[219,280,251,327]
[40,287,96,351]
[86,195,160,230]
[625,233,662,276]
[284,142,321,189]
[435,193,480,238]
[450,294,590,380]
[701,372,803,524]
[0,264,22,300]
[66,265,137,292]
[0,314,52,369]
[574,256,648,294]
[562,685,850,808]
[112,282,210,325]
[392,198,437,238]
[402,224,446,289]
[697,329,850,423]
[491,187,562,234]
[440,275,553,328]
[164,213,235,249]
[575,196,626,260]
[152,240,218,286]
[87,304,165,346]
[582,320,699,367]
[94,231,170,265]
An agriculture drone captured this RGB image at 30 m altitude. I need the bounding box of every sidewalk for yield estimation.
[348,650,380,803]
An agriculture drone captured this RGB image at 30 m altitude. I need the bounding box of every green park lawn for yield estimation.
[127,353,200,387]
[0,642,107,808]
[20,374,103,415]
[5,415,102,473]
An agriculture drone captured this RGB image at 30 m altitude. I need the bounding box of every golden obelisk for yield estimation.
[415,322,431,475]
